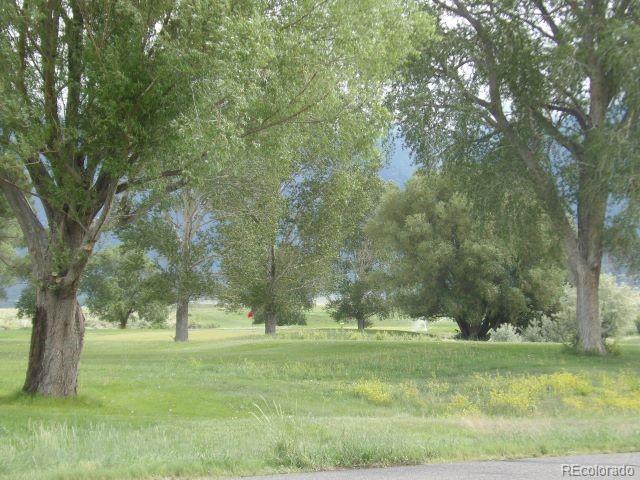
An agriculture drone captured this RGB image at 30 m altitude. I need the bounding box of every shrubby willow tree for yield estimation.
[368,173,565,339]
[393,0,640,353]
[82,246,169,329]
[120,188,218,342]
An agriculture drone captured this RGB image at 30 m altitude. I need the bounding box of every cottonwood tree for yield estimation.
[119,188,218,342]
[368,173,565,339]
[81,246,169,329]
[215,153,384,335]
[0,1,205,395]
[393,0,640,352]
[0,0,286,394]
[207,1,419,335]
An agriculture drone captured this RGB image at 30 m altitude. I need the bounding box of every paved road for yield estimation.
[232,452,640,480]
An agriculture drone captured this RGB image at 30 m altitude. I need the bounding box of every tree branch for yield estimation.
[0,176,48,275]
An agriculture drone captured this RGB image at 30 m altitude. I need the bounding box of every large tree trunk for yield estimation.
[23,286,85,396]
[265,309,277,335]
[575,263,605,354]
[175,296,189,342]
[455,318,471,339]
[477,320,492,340]
[455,318,490,340]
[356,316,366,331]
[119,309,132,329]
[572,147,606,354]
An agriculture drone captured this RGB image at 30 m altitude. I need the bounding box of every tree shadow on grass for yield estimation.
[0,390,104,408]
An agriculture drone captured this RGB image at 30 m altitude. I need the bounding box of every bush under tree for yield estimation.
[522,276,640,343]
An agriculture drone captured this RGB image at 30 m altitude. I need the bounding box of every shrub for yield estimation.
[522,277,640,342]
[598,275,639,337]
[489,324,522,342]
[635,317,640,335]
[521,314,574,343]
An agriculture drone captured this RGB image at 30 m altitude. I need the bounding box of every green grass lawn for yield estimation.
[186,304,455,333]
[0,308,639,479]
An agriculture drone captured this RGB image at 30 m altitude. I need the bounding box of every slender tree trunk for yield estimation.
[174,189,200,343]
[356,316,366,331]
[265,244,277,335]
[175,296,189,342]
[265,309,277,335]
[23,285,85,396]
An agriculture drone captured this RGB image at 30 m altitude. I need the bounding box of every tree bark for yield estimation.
[265,309,277,335]
[175,297,189,342]
[23,285,85,396]
[575,263,605,354]
[456,318,470,339]
[476,320,491,340]
[356,316,366,331]
[455,318,490,340]
[570,150,606,354]
[119,309,132,329]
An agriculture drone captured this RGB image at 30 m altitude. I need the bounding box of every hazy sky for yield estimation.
[380,136,416,184]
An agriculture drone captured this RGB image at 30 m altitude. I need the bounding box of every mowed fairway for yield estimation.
[0,312,639,479]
